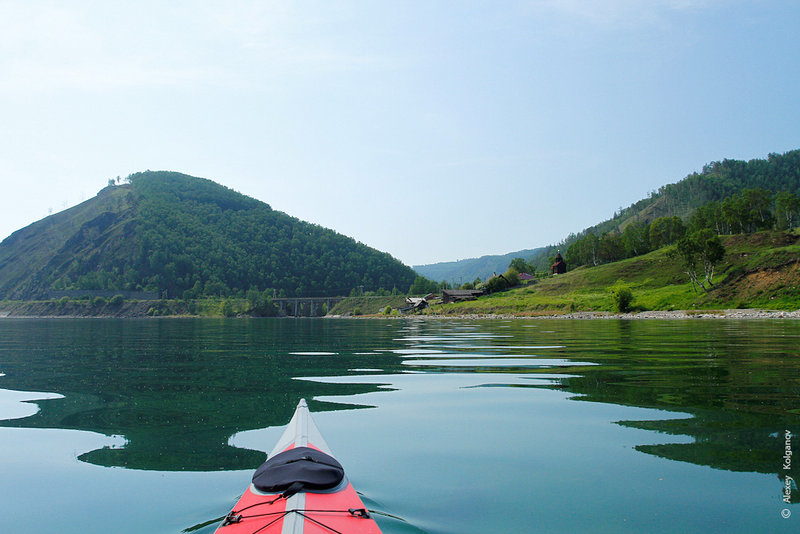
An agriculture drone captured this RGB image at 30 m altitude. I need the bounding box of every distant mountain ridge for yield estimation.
[413,247,546,284]
[0,171,416,299]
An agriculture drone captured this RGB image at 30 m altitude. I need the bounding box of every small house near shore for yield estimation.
[402,293,436,312]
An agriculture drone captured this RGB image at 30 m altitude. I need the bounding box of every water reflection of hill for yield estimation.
[537,320,800,489]
[0,319,400,471]
[393,319,800,487]
[2,317,799,484]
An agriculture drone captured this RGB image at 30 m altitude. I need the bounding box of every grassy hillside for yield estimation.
[424,231,800,316]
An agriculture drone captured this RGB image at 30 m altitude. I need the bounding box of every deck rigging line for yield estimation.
[221,492,372,534]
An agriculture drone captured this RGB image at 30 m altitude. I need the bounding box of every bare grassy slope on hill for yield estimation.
[0,186,135,299]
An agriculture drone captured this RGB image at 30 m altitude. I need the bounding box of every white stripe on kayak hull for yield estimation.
[269,398,332,457]
[281,492,305,534]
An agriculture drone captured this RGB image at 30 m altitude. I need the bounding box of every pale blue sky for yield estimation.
[1,1,798,266]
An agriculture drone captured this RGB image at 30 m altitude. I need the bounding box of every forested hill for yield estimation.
[527,149,800,270]
[0,171,416,299]
[594,149,800,233]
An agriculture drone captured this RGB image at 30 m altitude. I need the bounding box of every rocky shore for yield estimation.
[421,309,800,320]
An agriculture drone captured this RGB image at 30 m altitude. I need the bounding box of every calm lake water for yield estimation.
[0,318,798,533]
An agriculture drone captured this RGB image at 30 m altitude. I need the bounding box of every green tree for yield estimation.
[649,216,686,249]
[610,282,634,313]
[245,286,276,316]
[183,280,203,300]
[566,233,600,267]
[721,196,747,234]
[204,277,229,297]
[621,221,651,257]
[484,275,507,293]
[409,276,438,296]
[741,188,775,231]
[220,299,235,317]
[673,229,725,292]
[509,257,535,274]
[598,233,625,263]
[689,201,725,234]
[503,268,520,287]
[775,191,800,230]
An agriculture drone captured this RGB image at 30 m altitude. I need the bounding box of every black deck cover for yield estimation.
[252,446,345,494]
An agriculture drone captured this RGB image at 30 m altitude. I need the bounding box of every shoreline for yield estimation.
[428,309,800,320]
[2,307,800,320]
[333,308,800,320]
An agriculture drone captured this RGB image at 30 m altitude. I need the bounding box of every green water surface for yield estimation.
[0,318,798,533]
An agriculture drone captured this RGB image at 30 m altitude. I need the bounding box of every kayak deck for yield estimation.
[216,399,382,534]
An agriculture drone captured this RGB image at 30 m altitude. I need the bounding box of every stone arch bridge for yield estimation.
[272,297,344,317]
